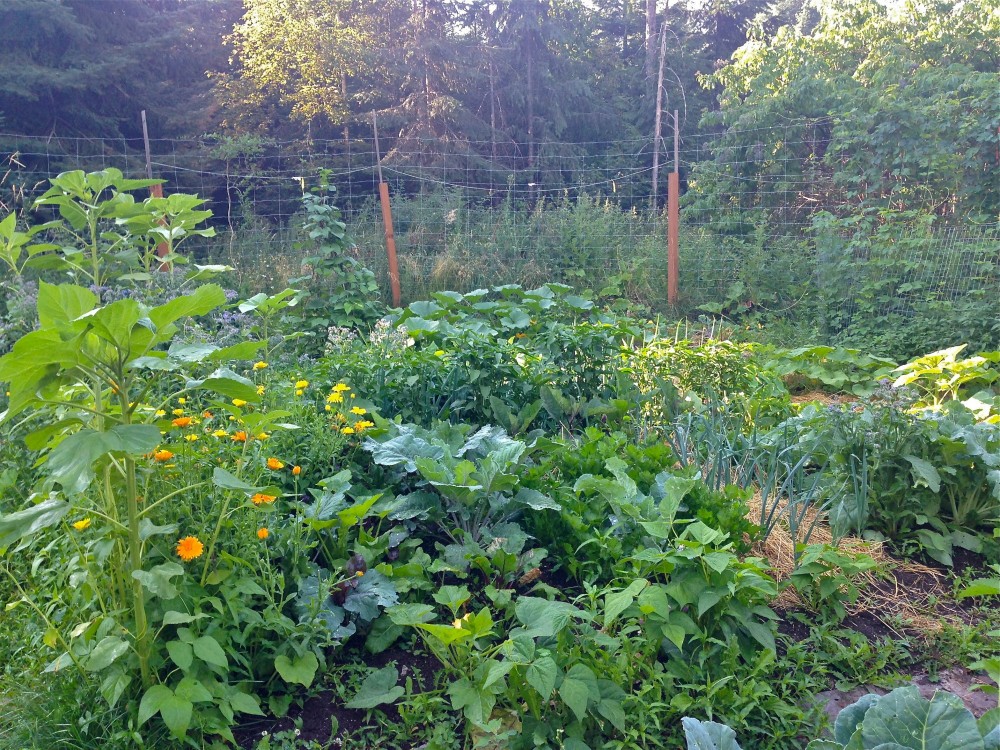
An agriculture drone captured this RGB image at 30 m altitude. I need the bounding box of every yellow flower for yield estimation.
[354,420,374,432]
[434,350,445,357]
[292,465,301,476]
[256,385,265,396]
[341,427,355,435]
[212,429,227,438]
[257,527,269,539]
[295,380,309,389]
[266,457,284,470]
[155,409,166,417]
[251,493,277,506]
[256,432,270,440]
[333,383,350,392]
[295,389,303,396]
[232,399,247,407]
[153,449,174,462]
[325,404,332,412]
[231,431,247,442]
[72,518,91,531]
[172,408,185,416]
[172,416,193,428]
[176,536,204,562]
[326,392,343,404]
[350,406,367,416]
[253,361,268,371]
[184,434,199,442]
[177,398,187,405]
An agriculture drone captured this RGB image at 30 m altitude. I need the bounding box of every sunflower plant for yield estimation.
[0,172,329,744]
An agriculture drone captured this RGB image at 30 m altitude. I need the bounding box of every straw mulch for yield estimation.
[789,391,859,407]
[746,492,956,635]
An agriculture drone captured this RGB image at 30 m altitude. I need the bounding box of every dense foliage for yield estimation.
[0,171,997,749]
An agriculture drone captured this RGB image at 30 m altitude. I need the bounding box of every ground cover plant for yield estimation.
[0,170,997,750]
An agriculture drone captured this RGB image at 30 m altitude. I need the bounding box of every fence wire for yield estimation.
[1,130,996,331]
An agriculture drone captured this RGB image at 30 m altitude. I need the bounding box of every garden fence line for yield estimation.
[1,128,997,326]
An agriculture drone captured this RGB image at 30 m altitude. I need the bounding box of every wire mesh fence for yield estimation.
[1,128,997,332]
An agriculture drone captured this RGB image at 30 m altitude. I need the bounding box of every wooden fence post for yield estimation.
[141,110,170,270]
[373,112,401,307]
[668,109,679,306]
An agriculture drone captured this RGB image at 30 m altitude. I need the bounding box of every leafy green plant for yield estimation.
[804,686,997,750]
[364,422,559,579]
[288,177,383,345]
[893,345,999,409]
[684,686,999,750]
[30,168,217,287]
[765,345,897,396]
[787,543,880,622]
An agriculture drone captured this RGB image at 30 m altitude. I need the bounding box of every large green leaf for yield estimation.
[835,694,880,745]
[604,578,648,627]
[149,284,226,332]
[193,635,228,669]
[559,664,598,723]
[861,687,983,750]
[681,717,743,750]
[86,636,129,672]
[45,424,162,495]
[514,597,589,638]
[525,655,558,699]
[138,684,193,738]
[186,368,260,403]
[345,665,404,709]
[274,652,318,687]
[37,282,97,328]
[366,431,446,473]
[132,562,185,599]
[0,497,70,548]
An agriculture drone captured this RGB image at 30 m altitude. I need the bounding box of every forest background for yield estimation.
[0,0,997,360]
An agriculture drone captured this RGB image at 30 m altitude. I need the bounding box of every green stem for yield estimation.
[139,481,207,518]
[125,454,152,688]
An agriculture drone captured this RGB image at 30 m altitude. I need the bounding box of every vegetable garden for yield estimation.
[0,170,996,750]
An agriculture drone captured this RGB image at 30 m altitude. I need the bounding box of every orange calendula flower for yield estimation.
[153,449,174,462]
[252,361,268,371]
[257,527,269,539]
[72,518,91,531]
[202,411,213,419]
[232,398,247,407]
[231,431,248,442]
[172,416,193,428]
[251,493,277,506]
[291,465,301,476]
[266,457,284,470]
[176,536,204,562]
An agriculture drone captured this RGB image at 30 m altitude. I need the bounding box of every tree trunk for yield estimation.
[645,0,657,81]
